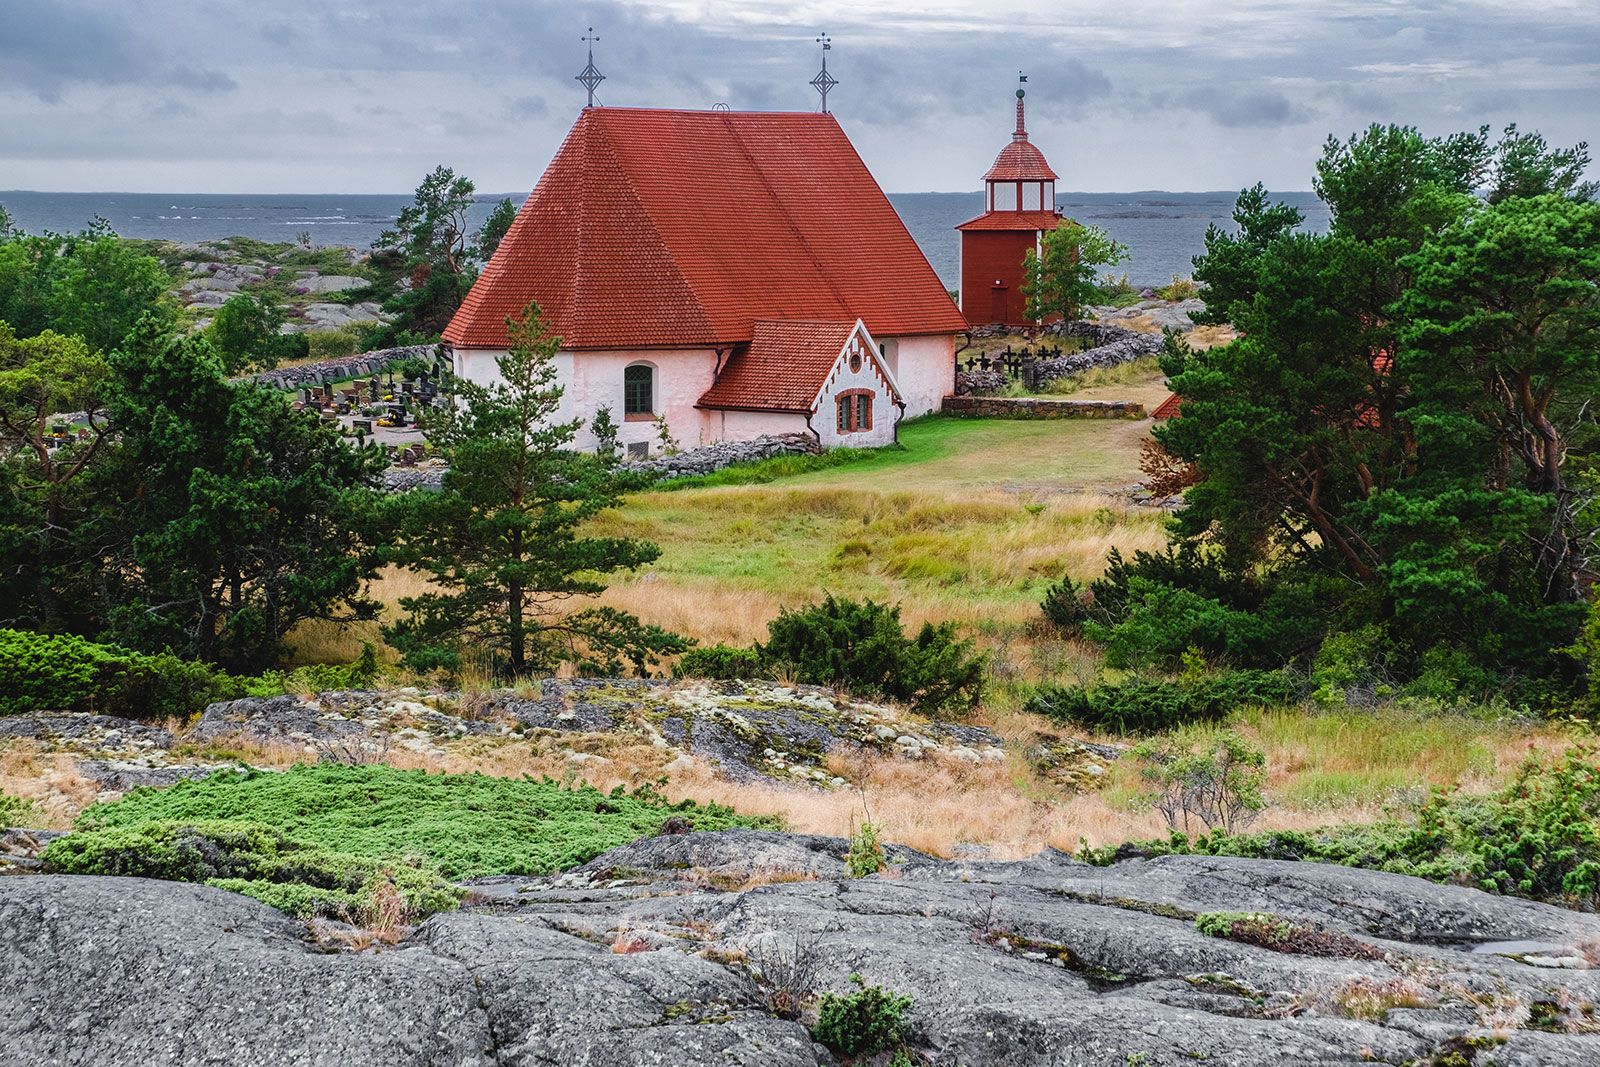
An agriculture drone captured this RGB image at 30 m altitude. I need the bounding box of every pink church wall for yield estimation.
[567,348,718,453]
[450,328,954,453]
[451,346,718,454]
[884,333,955,418]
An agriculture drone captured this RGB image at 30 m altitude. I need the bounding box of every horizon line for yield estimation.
[1,187,1317,198]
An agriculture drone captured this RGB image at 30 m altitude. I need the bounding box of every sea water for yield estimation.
[0,189,1330,291]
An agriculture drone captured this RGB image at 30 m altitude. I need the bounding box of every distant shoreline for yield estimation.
[2,189,1332,289]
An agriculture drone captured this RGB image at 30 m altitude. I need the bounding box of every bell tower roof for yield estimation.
[982,79,1058,182]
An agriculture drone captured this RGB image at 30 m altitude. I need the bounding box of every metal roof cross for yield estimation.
[577,27,605,108]
[811,32,838,113]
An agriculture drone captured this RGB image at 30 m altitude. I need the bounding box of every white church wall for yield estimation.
[887,334,956,418]
[566,348,718,453]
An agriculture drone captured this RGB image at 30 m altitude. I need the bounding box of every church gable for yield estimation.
[813,322,901,447]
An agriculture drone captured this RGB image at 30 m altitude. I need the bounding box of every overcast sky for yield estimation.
[2,0,1596,194]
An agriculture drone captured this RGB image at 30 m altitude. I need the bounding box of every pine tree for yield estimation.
[383,302,685,678]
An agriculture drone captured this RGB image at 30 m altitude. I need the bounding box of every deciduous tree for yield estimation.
[208,291,308,374]
[1021,220,1128,322]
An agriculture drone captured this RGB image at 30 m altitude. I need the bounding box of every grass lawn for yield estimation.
[585,414,1169,646]
[292,411,1170,662]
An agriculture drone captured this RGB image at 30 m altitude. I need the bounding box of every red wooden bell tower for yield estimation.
[956,76,1063,327]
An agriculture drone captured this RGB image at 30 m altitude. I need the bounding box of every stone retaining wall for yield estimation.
[634,433,818,479]
[942,396,1145,419]
[382,433,819,493]
[243,344,440,392]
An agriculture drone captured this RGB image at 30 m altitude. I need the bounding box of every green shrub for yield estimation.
[1310,625,1393,704]
[1094,272,1142,308]
[1042,547,1335,672]
[846,821,886,878]
[0,631,387,719]
[1135,730,1265,835]
[676,644,765,681]
[1561,597,1600,712]
[1155,275,1200,301]
[0,629,228,719]
[0,790,39,827]
[1027,670,1299,734]
[760,595,986,715]
[1195,911,1283,940]
[812,974,912,1057]
[1040,575,1095,633]
[236,644,382,696]
[305,327,364,361]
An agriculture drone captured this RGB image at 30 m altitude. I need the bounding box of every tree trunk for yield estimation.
[507,521,525,676]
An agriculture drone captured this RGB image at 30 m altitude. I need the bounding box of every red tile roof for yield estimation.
[956,209,1063,232]
[983,141,1059,182]
[445,108,966,350]
[698,320,873,412]
[1151,393,1183,419]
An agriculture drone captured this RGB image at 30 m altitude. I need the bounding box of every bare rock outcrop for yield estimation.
[5,830,1600,1065]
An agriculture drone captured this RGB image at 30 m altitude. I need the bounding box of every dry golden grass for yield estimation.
[0,745,100,829]
[287,416,1167,667]
[1186,323,1237,350]
[1045,358,1174,409]
[250,401,1595,866]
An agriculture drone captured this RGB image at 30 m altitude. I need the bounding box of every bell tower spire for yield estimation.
[1014,71,1028,140]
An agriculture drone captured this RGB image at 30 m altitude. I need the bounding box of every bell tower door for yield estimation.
[990,284,1009,324]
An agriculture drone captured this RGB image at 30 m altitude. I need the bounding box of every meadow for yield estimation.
[261,391,1586,863]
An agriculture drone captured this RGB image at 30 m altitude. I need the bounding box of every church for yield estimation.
[443,106,968,456]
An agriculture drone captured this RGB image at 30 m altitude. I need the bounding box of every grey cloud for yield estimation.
[0,0,1595,194]
[507,96,551,119]
[1190,87,1313,128]
[0,2,235,101]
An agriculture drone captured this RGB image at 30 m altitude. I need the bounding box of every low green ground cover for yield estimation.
[43,764,774,920]
[1083,747,1600,909]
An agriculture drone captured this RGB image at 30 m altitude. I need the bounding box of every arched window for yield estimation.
[623,363,654,419]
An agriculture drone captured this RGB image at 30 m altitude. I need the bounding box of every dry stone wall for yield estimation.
[244,344,439,392]
[943,396,1145,419]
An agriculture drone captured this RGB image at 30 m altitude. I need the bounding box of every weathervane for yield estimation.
[577,27,605,108]
[811,33,838,113]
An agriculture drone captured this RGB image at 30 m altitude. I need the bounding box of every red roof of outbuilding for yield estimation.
[981,95,1059,182]
[698,320,859,413]
[445,108,965,350]
[956,209,1062,232]
[1151,393,1183,419]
